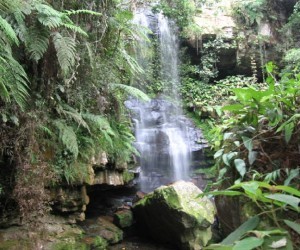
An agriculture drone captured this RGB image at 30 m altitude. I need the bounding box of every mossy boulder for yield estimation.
[114,210,133,228]
[83,216,123,244]
[133,181,216,250]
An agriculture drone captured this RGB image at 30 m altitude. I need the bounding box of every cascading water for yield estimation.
[127,11,192,193]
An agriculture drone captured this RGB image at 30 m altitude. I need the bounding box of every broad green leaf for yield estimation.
[222,104,244,112]
[241,182,260,196]
[201,190,244,197]
[233,237,264,250]
[221,216,260,245]
[284,220,300,235]
[219,168,227,179]
[214,149,224,159]
[284,168,300,186]
[234,159,246,178]
[248,151,257,165]
[204,245,233,250]
[223,153,230,166]
[242,136,253,151]
[284,122,294,143]
[275,185,300,197]
[224,132,234,140]
[251,229,287,238]
[265,194,300,211]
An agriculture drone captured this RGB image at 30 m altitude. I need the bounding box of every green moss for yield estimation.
[157,187,181,209]
[92,236,108,250]
[52,242,87,250]
[0,240,31,250]
[114,210,133,228]
[122,170,134,183]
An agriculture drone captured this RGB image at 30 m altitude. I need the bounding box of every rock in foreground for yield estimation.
[133,181,215,250]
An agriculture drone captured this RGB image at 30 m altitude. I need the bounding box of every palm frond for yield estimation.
[52,32,76,76]
[109,83,150,101]
[53,120,79,159]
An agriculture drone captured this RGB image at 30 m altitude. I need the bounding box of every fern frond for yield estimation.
[0,64,10,102]
[38,124,53,137]
[0,15,19,45]
[56,103,90,132]
[12,10,27,42]
[0,52,29,109]
[118,48,144,75]
[109,83,150,101]
[82,113,113,132]
[52,32,76,76]
[53,120,79,159]
[26,25,50,61]
[60,22,88,37]
[35,3,62,29]
[64,9,102,16]
[0,0,15,12]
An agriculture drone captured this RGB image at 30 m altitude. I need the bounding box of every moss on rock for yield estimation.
[133,181,216,250]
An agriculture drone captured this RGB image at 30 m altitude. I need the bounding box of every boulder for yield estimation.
[133,181,215,250]
[114,209,134,228]
[83,216,123,244]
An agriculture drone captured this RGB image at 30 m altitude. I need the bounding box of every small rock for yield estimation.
[114,210,134,228]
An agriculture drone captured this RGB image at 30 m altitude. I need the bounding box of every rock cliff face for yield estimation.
[184,0,297,80]
[50,151,137,222]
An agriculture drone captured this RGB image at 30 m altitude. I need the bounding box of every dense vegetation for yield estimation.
[0,0,299,249]
[0,0,151,220]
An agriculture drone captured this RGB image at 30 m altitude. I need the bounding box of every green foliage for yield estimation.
[181,73,255,118]
[203,181,298,249]
[153,0,197,29]
[52,32,76,76]
[232,0,267,27]
[200,38,237,83]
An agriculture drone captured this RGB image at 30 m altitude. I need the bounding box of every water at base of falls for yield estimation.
[126,98,191,193]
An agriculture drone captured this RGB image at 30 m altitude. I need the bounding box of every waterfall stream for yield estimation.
[127,11,194,193]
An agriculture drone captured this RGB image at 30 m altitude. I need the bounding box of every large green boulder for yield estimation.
[133,181,215,250]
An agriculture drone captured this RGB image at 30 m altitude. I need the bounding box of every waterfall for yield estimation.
[127,11,191,193]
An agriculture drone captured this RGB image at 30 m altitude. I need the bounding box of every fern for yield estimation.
[109,83,150,101]
[56,103,90,132]
[64,9,102,16]
[0,67,10,102]
[54,120,79,159]
[52,32,76,76]
[0,0,15,12]
[35,3,62,29]
[0,51,29,109]
[26,25,50,61]
[60,22,88,37]
[82,113,112,131]
[0,15,19,45]
[118,48,144,75]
